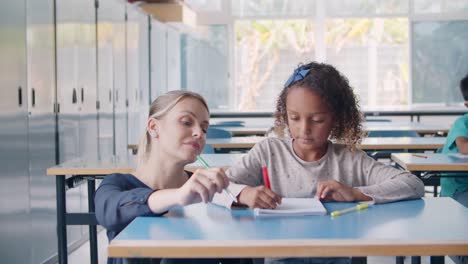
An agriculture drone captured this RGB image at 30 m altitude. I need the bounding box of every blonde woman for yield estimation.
[95,90,231,264]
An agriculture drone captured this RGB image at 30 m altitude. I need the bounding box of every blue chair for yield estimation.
[365,118,391,122]
[203,127,232,154]
[207,127,232,138]
[211,120,245,127]
[202,144,215,154]
[367,130,420,137]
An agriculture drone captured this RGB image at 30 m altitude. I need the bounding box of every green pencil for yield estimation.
[196,155,238,203]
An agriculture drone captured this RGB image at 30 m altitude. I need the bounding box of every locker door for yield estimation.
[77,0,98,161]
[126,6,140,146]
[138,14,150,142]
[166,26,181,91]
[97,0,117,159]
[26,0,57,262]
[150,19,168,100]
[113,2,128,157]
[0,1,31,263]
[56,0,82,249]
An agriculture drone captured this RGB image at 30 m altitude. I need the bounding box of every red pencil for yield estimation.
[261,166,271,189]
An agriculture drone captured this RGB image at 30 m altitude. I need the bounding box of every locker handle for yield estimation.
[81,87,84,103]
[109,89,112,103]
[72,88,77,104]
[32,88,36,107]
[18,86,22,106]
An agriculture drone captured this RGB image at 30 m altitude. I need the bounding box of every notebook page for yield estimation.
[254,198,327,217]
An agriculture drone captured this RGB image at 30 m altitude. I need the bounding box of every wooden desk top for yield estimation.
[364,122,450,134]
[358,137,446,150]
[108,197,468,258]
[391,153,468,171]
[206,136,446,150]
[130,137,445,152]
[46,154,245,176]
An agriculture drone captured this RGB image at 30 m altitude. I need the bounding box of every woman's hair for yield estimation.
[274,61,364,148]
[137,90,209,163]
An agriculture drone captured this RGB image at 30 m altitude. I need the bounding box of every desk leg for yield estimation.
[88,179,98,264]
[56,175,67,264]
[430,256,444,264]
[411,256,421,264]
[396,256,404,264]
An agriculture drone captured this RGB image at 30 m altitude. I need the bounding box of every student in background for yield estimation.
[440,73,468,210]
[95,90,231,264]
[440,74,468,264]
[213,62,425,264]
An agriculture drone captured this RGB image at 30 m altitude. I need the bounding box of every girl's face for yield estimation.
[286,86,334,158]
[151,97,209,163]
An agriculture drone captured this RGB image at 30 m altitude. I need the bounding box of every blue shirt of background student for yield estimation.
[441,114,468,197]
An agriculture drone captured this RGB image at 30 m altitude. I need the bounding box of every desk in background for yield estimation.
[391,153,468,172]
[109,197,468,262]
[46,154,244,264]
[130,137,446,154]
[391,153,468,196]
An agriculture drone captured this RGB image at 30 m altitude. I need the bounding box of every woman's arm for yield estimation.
[455,136,468,154]
[94,175,159,232]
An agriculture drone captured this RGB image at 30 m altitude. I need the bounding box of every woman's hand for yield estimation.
[238,186,282,209]
[315,180,372,202]
[177,168,229,206]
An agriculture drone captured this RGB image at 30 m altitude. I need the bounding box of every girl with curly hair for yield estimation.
[213,62,424,263]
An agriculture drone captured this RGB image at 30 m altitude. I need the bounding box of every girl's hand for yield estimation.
[177,168,229,206]
[238,186,282,209]
[315,180,372,202]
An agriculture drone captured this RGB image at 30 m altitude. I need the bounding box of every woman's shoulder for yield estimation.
[102,173,137,184]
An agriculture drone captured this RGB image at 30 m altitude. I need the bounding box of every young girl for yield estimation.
[95,90,231,264]
[213,62,425,264]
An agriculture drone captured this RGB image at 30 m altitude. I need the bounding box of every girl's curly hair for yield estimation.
[274,62,364,148]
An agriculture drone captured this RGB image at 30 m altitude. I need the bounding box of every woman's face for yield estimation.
[285,86,334,158]
[152,97,209,163]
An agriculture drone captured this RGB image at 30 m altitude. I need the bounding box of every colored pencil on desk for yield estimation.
[412,154,428,159]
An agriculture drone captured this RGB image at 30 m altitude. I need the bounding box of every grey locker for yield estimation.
[97,0,122,158]
[0,1,31,263]
[56,0,98,251]
[166,25,181,91]
[26,0,57,262]
[113,2,128,157]
[127,5,150,146]
[150,19,168,100]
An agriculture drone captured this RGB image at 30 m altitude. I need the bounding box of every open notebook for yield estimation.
[253,198,327,217]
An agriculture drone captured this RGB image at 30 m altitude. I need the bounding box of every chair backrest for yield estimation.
[367,130,421,137]
[202,144,215,154]
[365,118,392,122]
[206,127,232,138]
[211,120,245,127]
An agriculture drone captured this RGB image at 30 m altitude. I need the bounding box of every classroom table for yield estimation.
[391,153,468,197]
[217,122,450,137]
[391,153,468,172]
[46,154,245,264]
[364,122,450,135]
[204,136,446,151]
[211,105,466,122]
[108,197,468,263]
[129,137,446,154]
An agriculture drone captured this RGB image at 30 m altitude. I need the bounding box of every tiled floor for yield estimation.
[68,229,455,264]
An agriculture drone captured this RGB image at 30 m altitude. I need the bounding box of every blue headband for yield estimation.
[284,66,311,88]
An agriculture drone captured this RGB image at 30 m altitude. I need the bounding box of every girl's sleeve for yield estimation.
[211,140,266,208]
[94,175,163,233]
[353,152,425,203]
